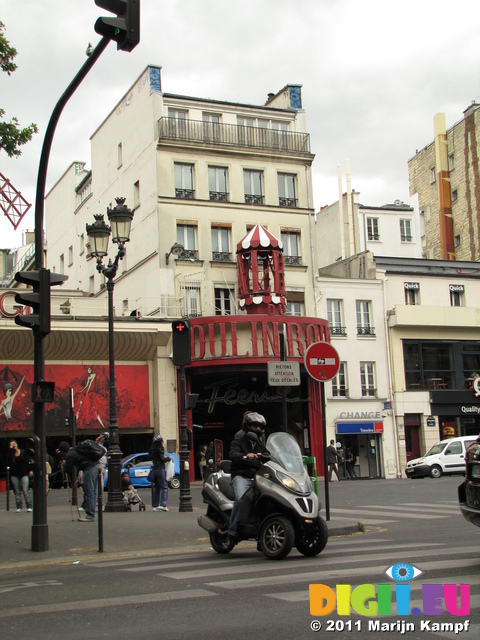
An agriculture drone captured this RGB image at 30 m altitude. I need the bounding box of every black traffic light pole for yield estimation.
[31,37,109,552]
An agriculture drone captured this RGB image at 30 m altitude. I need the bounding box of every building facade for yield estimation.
[1,67,335,478]
[315,194,422,268]
[319,252,480,477]
[408,102,480,262]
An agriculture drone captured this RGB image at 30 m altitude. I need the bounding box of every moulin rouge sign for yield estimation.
[189,316,330,363]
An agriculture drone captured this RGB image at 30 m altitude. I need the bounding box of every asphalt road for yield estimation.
[1,476,478,640]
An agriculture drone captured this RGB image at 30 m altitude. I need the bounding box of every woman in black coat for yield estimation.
[149,436,171,512]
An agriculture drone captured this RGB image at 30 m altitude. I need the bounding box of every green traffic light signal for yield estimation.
[94,0,140,52]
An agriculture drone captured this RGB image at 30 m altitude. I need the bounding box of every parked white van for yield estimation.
[405,436,477,479]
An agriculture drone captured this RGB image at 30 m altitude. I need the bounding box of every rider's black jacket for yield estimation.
[229,428,268,479]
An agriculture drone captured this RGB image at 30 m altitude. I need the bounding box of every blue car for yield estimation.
[105,452,181,489]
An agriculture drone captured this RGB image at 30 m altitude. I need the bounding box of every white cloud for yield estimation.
[1,0,480,246]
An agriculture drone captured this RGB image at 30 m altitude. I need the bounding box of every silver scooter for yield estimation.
[198,431,328,560]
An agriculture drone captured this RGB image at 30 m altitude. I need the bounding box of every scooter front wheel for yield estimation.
[259,515,295,560]
[296,516,328,557]
[209,530,236,554]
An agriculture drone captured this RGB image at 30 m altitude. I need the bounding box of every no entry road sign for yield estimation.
[304,342,340,381]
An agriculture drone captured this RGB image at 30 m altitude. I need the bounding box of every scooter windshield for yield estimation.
[266,432,306,475]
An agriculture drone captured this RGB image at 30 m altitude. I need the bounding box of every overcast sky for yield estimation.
[1,0,480,248]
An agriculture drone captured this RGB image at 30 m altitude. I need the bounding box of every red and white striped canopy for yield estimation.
[237,224,283,251]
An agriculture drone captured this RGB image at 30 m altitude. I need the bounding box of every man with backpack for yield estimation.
[65,439,106,522]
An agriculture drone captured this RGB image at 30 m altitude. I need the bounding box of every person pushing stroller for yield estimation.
[121,471,146,511]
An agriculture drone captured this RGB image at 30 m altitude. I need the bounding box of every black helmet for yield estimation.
[242,411,266,433]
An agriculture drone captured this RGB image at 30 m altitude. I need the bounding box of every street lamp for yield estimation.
[165,242,184,265]
[86,197,134,512]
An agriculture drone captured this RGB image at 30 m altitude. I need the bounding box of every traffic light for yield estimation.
[172,320,191,365]
[14,269,68,336]
[94,0,140,52]
[26,436,40,467]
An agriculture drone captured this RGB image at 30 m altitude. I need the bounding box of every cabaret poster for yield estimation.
[0,364,150,433]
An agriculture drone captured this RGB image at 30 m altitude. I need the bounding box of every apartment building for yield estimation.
[1,67,334,476]
[408,102,480,261]
[315,194,422,268]
[318,252,480,477]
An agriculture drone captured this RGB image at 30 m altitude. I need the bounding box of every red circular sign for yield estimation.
[304,342,340,381]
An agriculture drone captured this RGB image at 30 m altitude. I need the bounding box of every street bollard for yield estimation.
[6,467,10,512]
[98,467,104,553]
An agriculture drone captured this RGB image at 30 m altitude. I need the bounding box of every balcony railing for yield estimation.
[244,194,264,205]
[361,388,377,397]
[158,118,311,154]
[178,249,199,261]
[175,188,195,199]
[212,251,233,262]
[357,326,376,336]
[279,197,298,208]
[284,255,302,266]
[332,387,348,397]
[209,191,229,202]
[330,325,347,336]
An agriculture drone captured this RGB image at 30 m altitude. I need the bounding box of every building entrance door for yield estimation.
[405,425,421,462]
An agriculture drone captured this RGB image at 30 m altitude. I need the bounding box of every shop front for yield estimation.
[430,387,480,439]
[335,417,384,479]
[183,315,330,481]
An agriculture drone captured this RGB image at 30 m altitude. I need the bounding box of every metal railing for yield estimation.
[158,118,311,154]
[357,326,376,336]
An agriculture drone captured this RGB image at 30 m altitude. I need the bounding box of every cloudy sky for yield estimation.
[1,0,480,248]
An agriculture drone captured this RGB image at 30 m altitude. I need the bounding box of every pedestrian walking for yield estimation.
[149,435,171,512]
[327,439,343,482]
[198,444,207,480]
[65,439,106,522]
[345,446,357,479]
[8,440,33,512]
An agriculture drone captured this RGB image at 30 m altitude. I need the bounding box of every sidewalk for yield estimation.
[0,483,360,568]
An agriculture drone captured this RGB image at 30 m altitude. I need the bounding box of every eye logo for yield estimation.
[385,563,423,582]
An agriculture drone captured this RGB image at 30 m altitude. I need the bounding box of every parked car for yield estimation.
[405,436,477,479]
[458,436,480,527]
[105,452,181,489]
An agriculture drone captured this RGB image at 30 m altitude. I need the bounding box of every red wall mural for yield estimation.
[0,364,150,434]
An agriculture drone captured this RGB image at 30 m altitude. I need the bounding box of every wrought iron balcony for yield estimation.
[357,326,376,336]
[244,194,264,205]
[279,197,298,208]
[212,251,233,262]
[158,118,311,154]
[284,255,302,266]
[178,249,199,261]
[209,191,229,202]
[329,325,347,336]
[175,188,195,199]
[332,387,348,398]
[361,388,377,397]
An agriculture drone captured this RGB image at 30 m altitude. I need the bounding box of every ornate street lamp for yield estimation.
[86,197,134,512]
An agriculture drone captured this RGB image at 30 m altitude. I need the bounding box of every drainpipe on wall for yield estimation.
[434,113,455,260]
[382,276,402,478]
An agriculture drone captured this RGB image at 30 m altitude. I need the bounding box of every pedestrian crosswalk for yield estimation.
[86,532,480,639]
[328,500,459,525]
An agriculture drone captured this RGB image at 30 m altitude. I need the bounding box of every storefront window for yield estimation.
[403,341,454,390]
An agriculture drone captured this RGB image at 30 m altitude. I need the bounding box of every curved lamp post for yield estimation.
[86,197,134,512]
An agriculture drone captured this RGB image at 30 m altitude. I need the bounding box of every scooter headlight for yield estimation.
[276,470,302,493]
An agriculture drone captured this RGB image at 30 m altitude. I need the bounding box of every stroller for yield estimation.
[122,473,146,511]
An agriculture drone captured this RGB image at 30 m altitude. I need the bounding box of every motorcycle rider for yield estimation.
[227,411,269,542]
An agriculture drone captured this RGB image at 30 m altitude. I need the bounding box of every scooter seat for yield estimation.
[217,475,235,501]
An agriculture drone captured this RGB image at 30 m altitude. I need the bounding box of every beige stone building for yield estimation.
[408,102,480,262]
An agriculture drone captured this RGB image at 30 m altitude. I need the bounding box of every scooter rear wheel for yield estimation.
[210,530,236,554]
[259,515,295,560]
[296,516,328,557]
